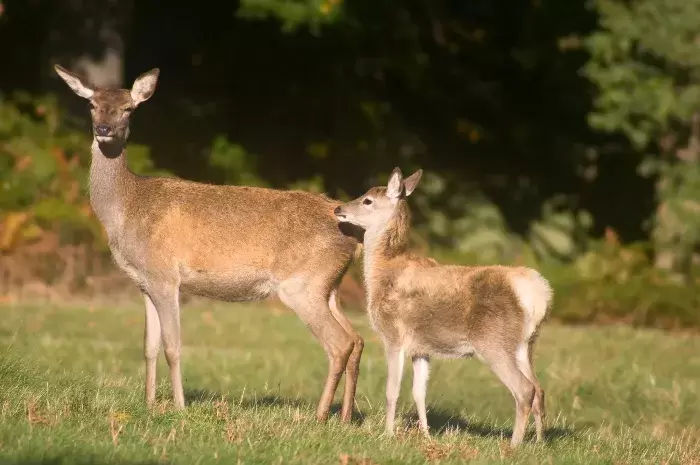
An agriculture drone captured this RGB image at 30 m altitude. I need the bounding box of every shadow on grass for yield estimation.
[422,408,574,443]
[186,388,571,440]
[7,458,160,465]
[185,387,306,408]
[185,387,367,424]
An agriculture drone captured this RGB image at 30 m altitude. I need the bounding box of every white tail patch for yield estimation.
[508,268,553,339]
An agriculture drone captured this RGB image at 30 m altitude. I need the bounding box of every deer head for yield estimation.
[54,65,159,147]
[334,167,423,232]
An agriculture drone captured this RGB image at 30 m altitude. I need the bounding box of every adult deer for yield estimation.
[54,65,364,422]
[334,168,552,446]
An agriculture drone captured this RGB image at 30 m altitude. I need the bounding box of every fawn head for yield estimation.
[335,167,422,231]
[54,65,159,145]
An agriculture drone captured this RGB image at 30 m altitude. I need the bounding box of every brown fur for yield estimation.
[335,168,552,446]
[55,64,364,422]
[364,199,526,359]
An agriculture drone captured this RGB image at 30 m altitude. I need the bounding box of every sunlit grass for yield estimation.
[0,301,698,464]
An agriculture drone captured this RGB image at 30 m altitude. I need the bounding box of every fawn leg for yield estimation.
[412,355,430,435]
[516,341,545,441]
[385,345,404,435]
[483,351,535,447]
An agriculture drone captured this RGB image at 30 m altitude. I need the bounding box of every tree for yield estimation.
[45,0,134,88]
[238,0,342,33]
[584,0,700,277]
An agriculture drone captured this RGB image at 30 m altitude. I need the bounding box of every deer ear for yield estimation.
[386,167,403,199]
[403,169,423,197]
[131,68,159,106]
[54,64,94,99]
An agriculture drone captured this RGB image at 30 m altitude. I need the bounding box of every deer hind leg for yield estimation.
[481,349,535,447]
[328,289,364,423]
[278,278,354,422]
[143,293,161,407]
[516,340,545,441]
[147,285,185,409]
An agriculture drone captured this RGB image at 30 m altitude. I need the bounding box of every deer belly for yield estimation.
[179,266,276,302]
[405,329,476,359]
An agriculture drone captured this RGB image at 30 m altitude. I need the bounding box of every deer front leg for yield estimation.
[148,286,185,409]
[143,294,161,407]
[384,345,404,435]
[412,355,430,435]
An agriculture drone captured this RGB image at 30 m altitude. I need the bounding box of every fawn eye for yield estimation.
[123,107,134,113]
[363,198,373,205]
[88,102,96,110]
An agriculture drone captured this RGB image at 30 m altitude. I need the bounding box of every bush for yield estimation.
[545,237,700,328]
[412,171,528,264]
[0,93,164,252]
[0,93,95,251]
[0,93,162,294]
[208,136,266,187]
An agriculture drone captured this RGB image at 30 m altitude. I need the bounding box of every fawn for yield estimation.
[54,65,364,422]
[334,168,552,446]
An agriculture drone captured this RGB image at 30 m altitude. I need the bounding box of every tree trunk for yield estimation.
[43,0,133,89]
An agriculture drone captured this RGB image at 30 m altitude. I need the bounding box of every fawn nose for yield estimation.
[95,125,112,136]
[334,206,342,215]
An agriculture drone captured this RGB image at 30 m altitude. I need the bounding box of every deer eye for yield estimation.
[122,107,134,113]
[362,198,373,205]
[88,102,96,110]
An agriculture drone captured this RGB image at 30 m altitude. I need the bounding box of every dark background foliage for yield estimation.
[0,0,698,327]
[0,0,652,237]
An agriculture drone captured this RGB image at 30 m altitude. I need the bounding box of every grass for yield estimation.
[0,300,698,464]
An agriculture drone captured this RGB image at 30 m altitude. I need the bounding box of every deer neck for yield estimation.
[89,138,134,237]
[362,200,411,307]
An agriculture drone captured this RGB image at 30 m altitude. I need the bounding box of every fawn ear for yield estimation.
[387,167,403,199]
[403,169,423,197]
[54,65,94,99]
[131,68,159,106]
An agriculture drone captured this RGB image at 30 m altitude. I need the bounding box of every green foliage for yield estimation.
[412,171,526,265]
[208,136,267,187]
[0,94,93,249]
[238,0,342,33]
[0,94,164,252]
[127,144,171,177]
[529,195,593,262]
[651,161,700,275]
[415,172,593,265]
[547,239,700,328]
[287,174,325,193]
[584,0,700,276]
[584,0,700,148]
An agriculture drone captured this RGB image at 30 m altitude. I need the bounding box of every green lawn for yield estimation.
[0,301,698,464]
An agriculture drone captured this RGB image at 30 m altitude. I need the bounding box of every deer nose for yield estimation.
[95,125,112,136]
[334,206,342,215]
